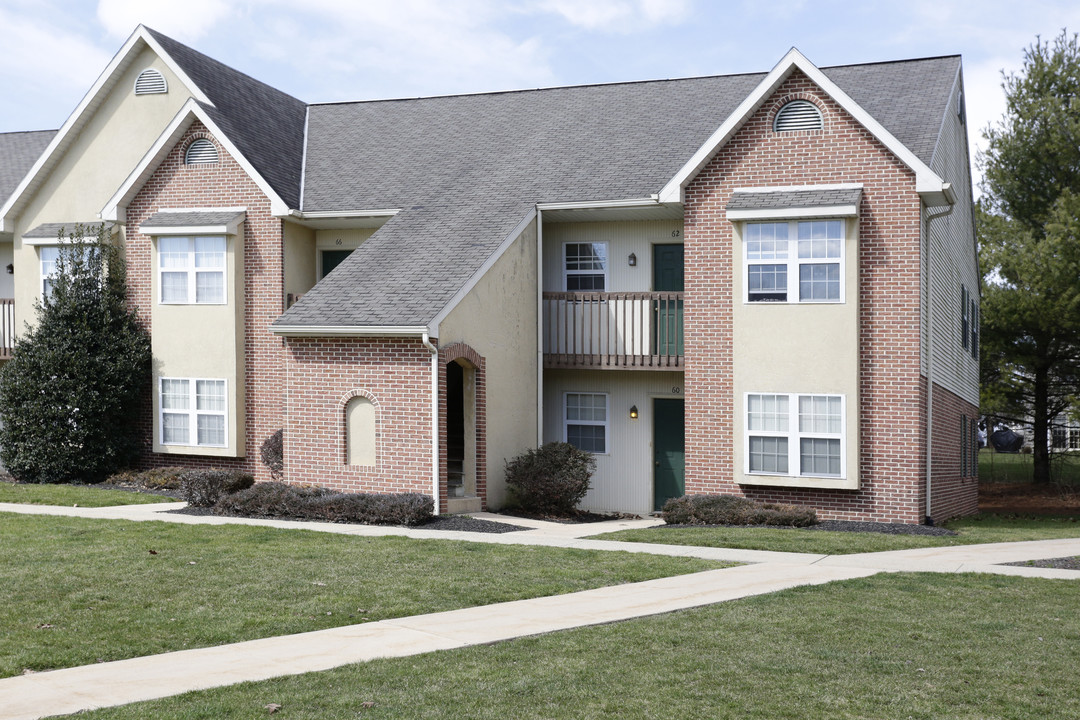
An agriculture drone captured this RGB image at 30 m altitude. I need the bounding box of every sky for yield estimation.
[1,0,1078,189]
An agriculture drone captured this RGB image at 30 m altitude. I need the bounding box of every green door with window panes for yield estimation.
[652,244,684,357]
[321,250,353,279]
[653,398,685,511]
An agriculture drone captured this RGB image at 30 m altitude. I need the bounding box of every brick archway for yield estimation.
[438,343,486,512]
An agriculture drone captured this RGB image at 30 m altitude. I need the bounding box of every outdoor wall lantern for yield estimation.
[5,264,11,274]
[629,405,639,419]
[627,252,637,266]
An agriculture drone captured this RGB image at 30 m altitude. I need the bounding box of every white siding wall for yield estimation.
[925,67,980,406]
[543,369,684,515]
[542,220,683,292]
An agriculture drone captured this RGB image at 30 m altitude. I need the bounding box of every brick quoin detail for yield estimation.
[438,342,487,513]
[127,121,284,480]
[683,70,928,523]
[337,388,383,467]
[284,337,434,496]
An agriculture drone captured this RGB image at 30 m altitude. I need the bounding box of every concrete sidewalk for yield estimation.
[0,563,877,720]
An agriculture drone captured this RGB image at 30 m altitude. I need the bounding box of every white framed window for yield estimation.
[746,392,844,478]
[564,242,607,292]
[564,392,608,454]
[40,246,59,299]
[158,236,226,304]
[744,220,844,303]
[160,377,227,447]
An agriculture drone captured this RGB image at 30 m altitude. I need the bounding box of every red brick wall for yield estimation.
[283,337,434,495]
[126,121,284,479]
[683,70,928,522]
[929,381,980,522]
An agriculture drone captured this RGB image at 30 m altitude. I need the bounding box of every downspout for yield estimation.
[422,332,440,514]
[924,201,955,524]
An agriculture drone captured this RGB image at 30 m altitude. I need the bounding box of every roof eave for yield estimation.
[270,325,431,338]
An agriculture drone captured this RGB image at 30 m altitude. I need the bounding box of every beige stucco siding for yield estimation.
[731,219,860,490]
[543,369,684,515]
[542,220,683,292]
[282,220,315,302]
[150,228,245,457]
[13,47,192,330]
[439,218,538,508]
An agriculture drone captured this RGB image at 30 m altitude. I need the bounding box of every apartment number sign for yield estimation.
[671,386,682,394]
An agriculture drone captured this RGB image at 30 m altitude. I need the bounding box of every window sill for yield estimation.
[737,473,857,490]
[154,442,243,458]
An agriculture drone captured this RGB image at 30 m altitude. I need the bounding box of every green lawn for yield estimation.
[61,572,1080,720]
[980,448,1080,485]
[0,513,725,678]
[595,513,1080,555]
[0,481,177,507]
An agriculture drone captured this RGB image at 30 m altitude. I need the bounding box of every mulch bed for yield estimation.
[979,482,1080,515]
[1003,556,1080,571]
[498,508,640,524]
[167,505,528,533]
[658,520,957,536]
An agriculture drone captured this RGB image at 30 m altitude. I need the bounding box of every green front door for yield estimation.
[653,398,685,511]
[652,244,684,356]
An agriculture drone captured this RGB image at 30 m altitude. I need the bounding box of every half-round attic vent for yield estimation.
[184,138,219,165]
[773,100,823,132]
[134,68,168,95]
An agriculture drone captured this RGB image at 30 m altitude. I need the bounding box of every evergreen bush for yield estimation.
[504,442,594,516]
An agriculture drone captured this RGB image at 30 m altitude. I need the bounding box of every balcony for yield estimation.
[542,291,683,370]
[0,299,13,359]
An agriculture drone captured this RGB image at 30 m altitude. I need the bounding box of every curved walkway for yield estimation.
[1,501,1078,720]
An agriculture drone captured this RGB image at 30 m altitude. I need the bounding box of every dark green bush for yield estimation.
[504,442,594,516]
[107,466,188,490]
[662,494,816,527]
[180,469,255,508]
[212,482,433,526]
[260,429,284,480]
[0,225,151,483]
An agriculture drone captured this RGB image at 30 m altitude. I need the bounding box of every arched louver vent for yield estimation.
[773,100,823,132]
[185,138,219,165]
[134,68,168,95]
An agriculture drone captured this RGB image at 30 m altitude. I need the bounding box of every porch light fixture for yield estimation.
[628,253,637,266]
[629,405,639,420]
[5,264,11,274]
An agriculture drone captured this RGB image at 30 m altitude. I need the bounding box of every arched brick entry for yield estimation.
[438,343,486,513]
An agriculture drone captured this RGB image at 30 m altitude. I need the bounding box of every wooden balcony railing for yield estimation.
[542,291,683,370]
[0,299,13,359]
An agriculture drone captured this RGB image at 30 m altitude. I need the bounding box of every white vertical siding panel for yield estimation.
[927,69,980,407]
[543,369,684,515]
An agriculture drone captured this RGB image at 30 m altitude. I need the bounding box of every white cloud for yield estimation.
[538,0,692,31]
[96,0,236,40]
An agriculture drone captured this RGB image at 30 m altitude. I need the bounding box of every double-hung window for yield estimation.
[564,242,607,291]
[40,246,59,298]
[565,392,608,453]
[160,378,227,447]
[745,220,843,303]
[159,236,226,304]
[747,393,844,478]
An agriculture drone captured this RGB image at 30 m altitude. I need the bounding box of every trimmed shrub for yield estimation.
[107,466,188,490]
[212,482,433,526]
[504,442,594,516]
[180,469,255,508]
[662,494,816,527]
[260,429,284,480]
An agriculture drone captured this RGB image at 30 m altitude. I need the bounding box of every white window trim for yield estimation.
[742,219,846,305]
[156,235,227,305]
[744,392,846,479]
[563,241,609,292]
[39,245,59,299]
[159,377,228,448]
[563,391,610,455]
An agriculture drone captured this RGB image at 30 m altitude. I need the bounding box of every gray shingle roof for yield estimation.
[280,55,959,329]
[23,221,113,239]
[142,210,244,227]
[145,28,307,210]
[0,130,56,207]
[727,188,863,211]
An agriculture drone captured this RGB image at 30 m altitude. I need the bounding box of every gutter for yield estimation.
[271,325,429,338]
[422,332,441,514]
[924,200,956,524]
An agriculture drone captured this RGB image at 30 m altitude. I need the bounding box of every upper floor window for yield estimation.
[961,285,970,350]
[745,220,843,303]
[40,246,59,299]
[746,392,844,478]
[159,236,226,304]
[185,138,219,165]
[564,242,607,291]
[773,100,823,132]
